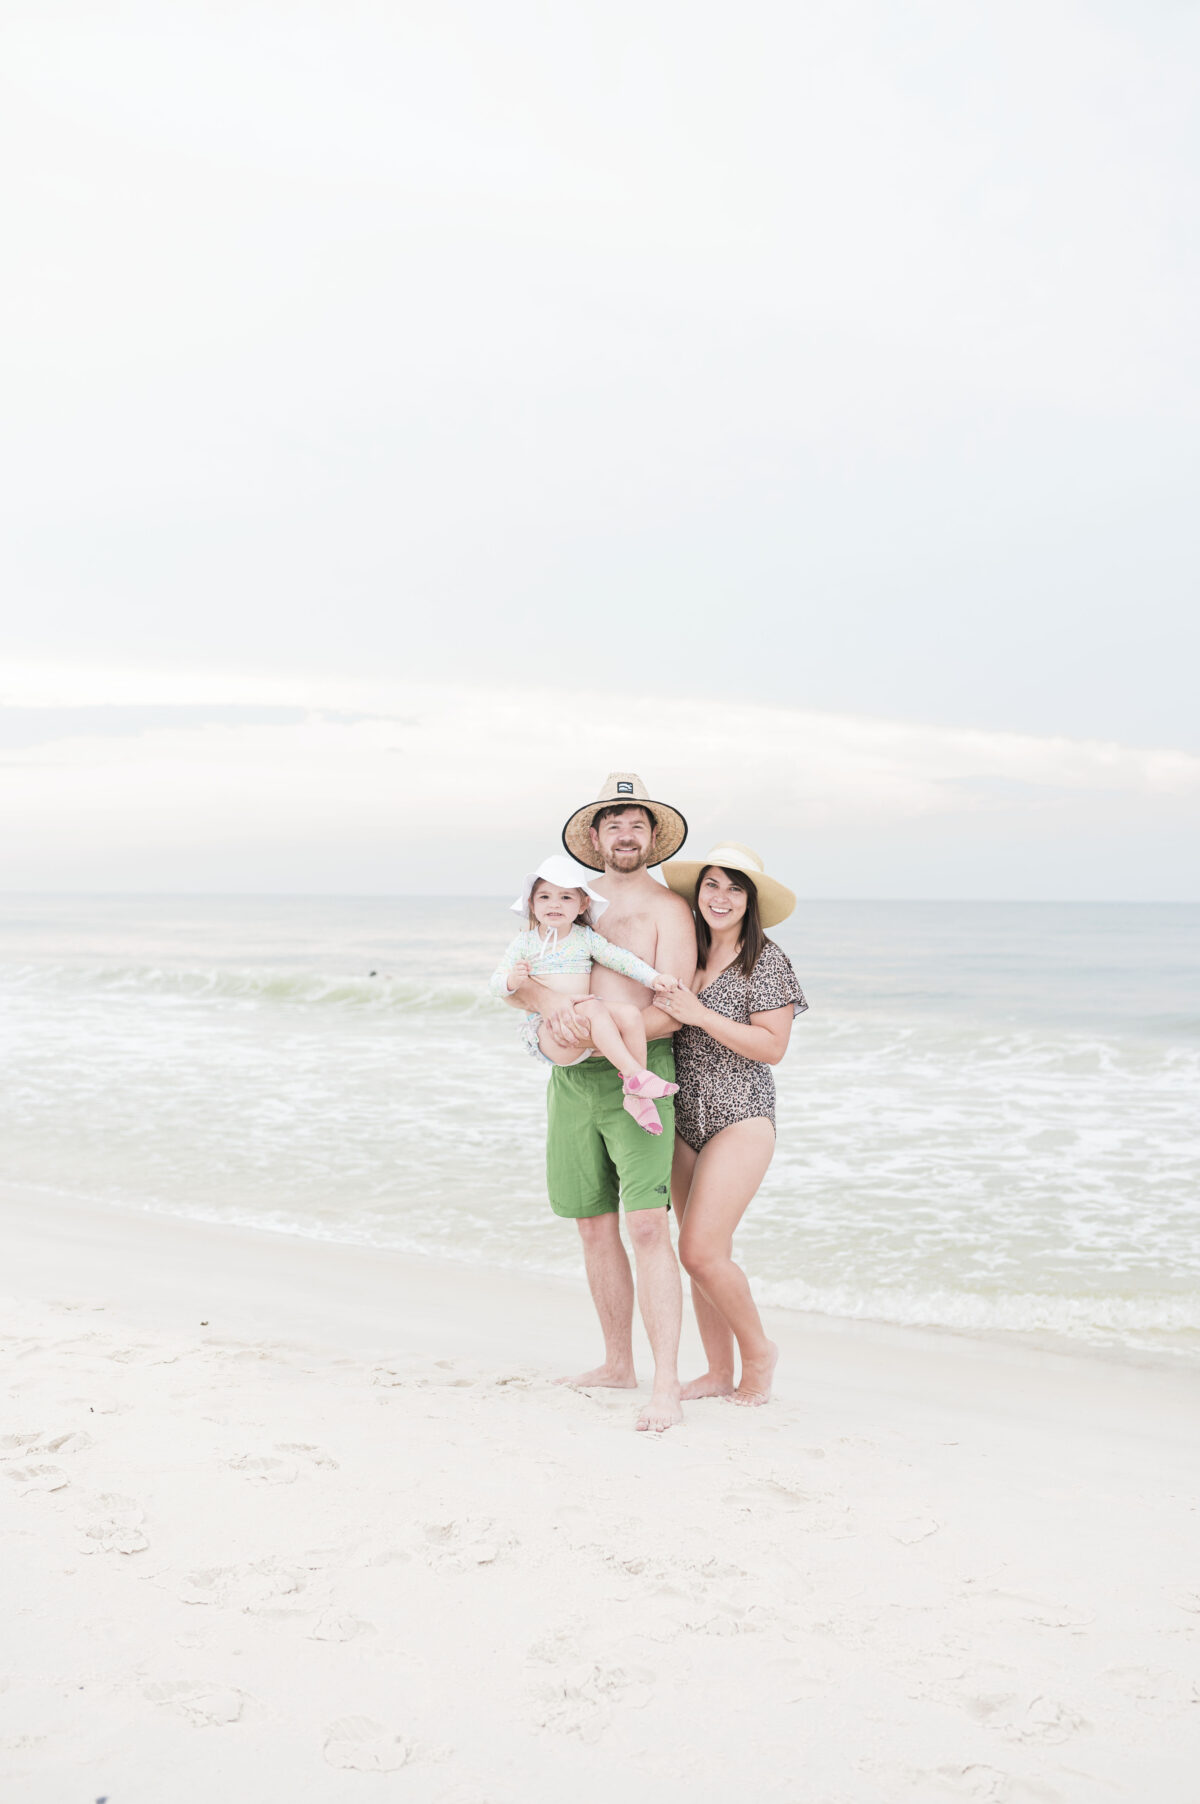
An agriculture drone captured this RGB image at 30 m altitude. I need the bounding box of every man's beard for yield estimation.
[605,845,650,872]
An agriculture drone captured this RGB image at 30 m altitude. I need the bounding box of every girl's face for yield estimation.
[531,884,588,932]
[697,867,748,934]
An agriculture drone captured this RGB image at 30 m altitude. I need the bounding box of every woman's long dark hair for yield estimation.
[693,866,765,978]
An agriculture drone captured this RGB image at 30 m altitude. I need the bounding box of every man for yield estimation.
[504,773,697,1432]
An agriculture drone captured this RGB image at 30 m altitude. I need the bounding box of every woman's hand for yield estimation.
[653,977,708,1026]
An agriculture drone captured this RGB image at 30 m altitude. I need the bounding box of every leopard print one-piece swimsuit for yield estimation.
[673,940,807,1153]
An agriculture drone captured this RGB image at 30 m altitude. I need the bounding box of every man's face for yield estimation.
[590,807,657,873]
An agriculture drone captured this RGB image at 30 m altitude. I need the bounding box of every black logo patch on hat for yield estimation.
[617,781,633,794]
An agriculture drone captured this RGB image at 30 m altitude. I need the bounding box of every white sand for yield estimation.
[3,1185,1199,1803]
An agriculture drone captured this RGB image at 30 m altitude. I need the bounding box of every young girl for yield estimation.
[489,855,678,1135]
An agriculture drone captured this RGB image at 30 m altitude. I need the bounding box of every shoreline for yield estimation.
[4,1183,1200,1800]
[5,1176,1197,1379]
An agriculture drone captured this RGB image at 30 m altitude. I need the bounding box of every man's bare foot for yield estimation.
[730,1342,778,1406]
[555,1364,638,1390]
[680,1370,735,1401]
[635,1386,684,1433]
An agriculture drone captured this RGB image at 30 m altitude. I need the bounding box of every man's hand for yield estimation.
[543,996,591,1048]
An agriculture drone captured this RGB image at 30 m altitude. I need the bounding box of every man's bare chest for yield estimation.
[596,911,657,963]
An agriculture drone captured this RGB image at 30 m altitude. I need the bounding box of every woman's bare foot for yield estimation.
[679,1370,735,1401]
[635,1385,684,1432]
[621,1092,663,1136]
[730,1342,778,1406]
[555,1364,638,1390]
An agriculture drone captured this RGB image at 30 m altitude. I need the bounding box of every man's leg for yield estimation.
[625,1207,683,1432]
[559,1212,638,1389]
[546,1062,635,1387]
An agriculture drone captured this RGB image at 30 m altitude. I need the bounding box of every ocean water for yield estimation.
[1,895,1197,1364]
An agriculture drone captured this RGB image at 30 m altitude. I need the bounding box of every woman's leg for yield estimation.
[676,1119,779,1405]
[672,1135,736,1399]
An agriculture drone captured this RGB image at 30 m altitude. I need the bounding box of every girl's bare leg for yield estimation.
[536,1020,597,1066]
[535,1001,646,1075]
[676,1119,779,1405]
[571,998,645,1079]
[672,1136,736,1398]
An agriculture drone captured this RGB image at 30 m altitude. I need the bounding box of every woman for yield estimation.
[655,843,807,1405]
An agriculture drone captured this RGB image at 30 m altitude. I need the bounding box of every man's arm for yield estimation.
[640,893,698,1042]
[498,973,592,1046]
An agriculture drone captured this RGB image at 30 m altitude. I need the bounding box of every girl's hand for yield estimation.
[507,960,532,992]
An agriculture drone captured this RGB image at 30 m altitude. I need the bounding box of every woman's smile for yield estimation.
[698,872,748,931]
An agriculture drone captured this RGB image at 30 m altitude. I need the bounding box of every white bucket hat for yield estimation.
[510,854,609,921]
[662,841,796,929]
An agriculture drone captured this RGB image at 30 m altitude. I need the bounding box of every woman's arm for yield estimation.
[655,985,795,1065]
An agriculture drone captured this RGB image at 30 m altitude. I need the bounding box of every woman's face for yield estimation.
[531,884,587,932]
[697,867,748,934]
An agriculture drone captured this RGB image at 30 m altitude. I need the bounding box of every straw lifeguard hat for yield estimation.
[561,772,688,872]
[662,841,797,929]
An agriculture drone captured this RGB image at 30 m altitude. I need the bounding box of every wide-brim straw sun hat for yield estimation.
[510,854,609,920]
[662,841,797,929]
[561,771,688,872]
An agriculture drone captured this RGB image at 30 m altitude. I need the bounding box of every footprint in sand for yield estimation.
[527,1659,655,1743]
[0,1433,44,1457]
[371,1360,475,1390]
[309,1610,374,1642]
[226,1453,299,1484]
[5,1463,69,1495]
[420,1518,507,1568]
[276,1442,339,1468]
[323,1715,409,1771]
[959,1689,1086,1746]
[77,1493,148,1555]
[40,1430,95,1455]
[143,1680,246,1726]
[723,1477,855,1537]
[179,1556,325,1616]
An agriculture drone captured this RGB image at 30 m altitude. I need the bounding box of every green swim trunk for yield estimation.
[546,1039,676,1218]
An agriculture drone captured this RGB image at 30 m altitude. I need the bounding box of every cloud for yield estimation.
[1,664,1196,897]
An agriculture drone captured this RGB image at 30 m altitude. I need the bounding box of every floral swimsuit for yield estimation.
[489,925,661,1065]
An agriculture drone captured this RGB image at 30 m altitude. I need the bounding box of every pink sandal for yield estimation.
[622,1090,663,1136]
[623,1069,680,1100]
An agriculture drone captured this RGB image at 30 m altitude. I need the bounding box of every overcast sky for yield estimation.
[2,1,1198,895]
